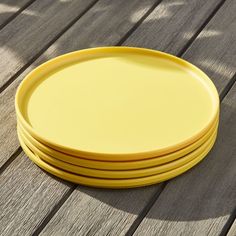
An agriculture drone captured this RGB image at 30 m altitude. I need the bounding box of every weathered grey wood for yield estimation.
[131,1,236,235]
[40,186,157,236]
[0,0,33,27]
[0,152,72,236]
[0,0,97,89]
[125,0,221,55]
[227,219,236,236]
[0,0,159,167]
[0,1,163,236]
[182,3,236,94]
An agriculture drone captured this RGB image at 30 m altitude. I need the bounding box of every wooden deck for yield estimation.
[0,0,236,235]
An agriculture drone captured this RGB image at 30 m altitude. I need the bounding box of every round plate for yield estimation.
[18,127,217,179]
[18,129,217,188]
[17,118,218,170]
[16,47,219,161]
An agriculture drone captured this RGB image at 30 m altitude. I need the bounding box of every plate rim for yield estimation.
[18,126,217,179]
[17,127,217,189]
[15,46,220,160]
[17,116,219,168]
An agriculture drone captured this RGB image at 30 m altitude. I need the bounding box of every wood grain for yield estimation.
[124,0,222,55]
[0,152,72,236]
[39,186,158,236]
[132,1,236,235]
[182,1,236,94]
[0,0,159,167]
[0,0,33,27]
[228,219,236,236]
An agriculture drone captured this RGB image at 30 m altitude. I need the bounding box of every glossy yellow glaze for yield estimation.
[16,47,219,160]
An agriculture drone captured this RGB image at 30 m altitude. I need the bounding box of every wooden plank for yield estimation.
[0,152,72,236]
[0,1,162,235]
[0,0,33,27]
[39,186,158,236]
[182,5,236,94]
[37,1,232,235]
[228,219,236,236]
[124,0,220,55]
[0,0,98,90]
[131,1,236,235]
[0,0,159,167]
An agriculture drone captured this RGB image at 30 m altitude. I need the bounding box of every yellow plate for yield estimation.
[16,47,219,161]
[18,126,217,179]
[17,118,218,170]
[18,128,217,188]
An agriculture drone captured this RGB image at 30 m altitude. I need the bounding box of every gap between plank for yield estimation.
[0,0,37,32]
[220,207,236,236]
[0,0,100,94]
[0,147,22,175]
[32,185,77,236]
[220,73,236,101]
[125,183,167,236]
[117,0,163,46]
[177,0,227,56]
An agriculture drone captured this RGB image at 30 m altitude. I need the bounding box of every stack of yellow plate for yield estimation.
[15,47,219,188]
